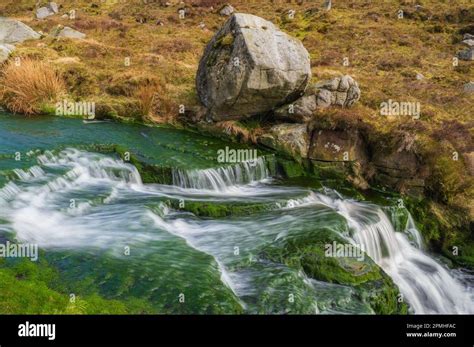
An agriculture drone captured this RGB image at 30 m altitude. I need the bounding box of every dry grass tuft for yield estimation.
[134,80,175,123]
[216,120,260,144]
[0,58,66,115]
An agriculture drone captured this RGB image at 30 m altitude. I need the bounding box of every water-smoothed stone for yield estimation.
[0,18,40,44]
[258,123,309,160]
[196,13,311,120]
[0,43,14,64]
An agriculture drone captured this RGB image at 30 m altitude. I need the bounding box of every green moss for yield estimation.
[0,258,153,314]
[261,232,409,314]
[404,197,473,268]
[276,158,306,178]
[170,200,275,218]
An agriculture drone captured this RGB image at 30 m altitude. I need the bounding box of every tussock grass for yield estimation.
[134,80,176,123]
[0,58,66,115]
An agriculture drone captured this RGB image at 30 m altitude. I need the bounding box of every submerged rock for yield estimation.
[196,13,311,120]
[0,17,41,44]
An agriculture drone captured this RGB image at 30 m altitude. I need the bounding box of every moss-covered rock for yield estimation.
[170,200,276,218]
[260,232,409,314]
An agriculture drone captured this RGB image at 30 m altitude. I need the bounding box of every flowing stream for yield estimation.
[0,112,472,314]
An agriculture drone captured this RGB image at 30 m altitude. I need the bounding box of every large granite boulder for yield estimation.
[196,13,311,120]
[0,17,40,44]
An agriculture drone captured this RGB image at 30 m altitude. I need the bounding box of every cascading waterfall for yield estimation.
[0,147,472,314]
[311,193,474,314]
[172,156,270,191]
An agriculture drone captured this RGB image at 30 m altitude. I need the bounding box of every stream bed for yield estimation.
[0,112,472,314]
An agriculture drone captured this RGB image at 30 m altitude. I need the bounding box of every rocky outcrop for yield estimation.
[258,123,309,160]
[273,75,361,123]
[308,129,367,163]
[312,75,361,108]
[196,13,311,120]
[36,2,59,20]
[371,142,427,195]
[273,94,317,123]
[0,17,40,44]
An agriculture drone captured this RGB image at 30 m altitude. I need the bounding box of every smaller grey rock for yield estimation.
[52,26,86,39]
[36,7,53,19]
[458,48,474,61]
[323,0,332,11]
[313,75,361,108]
[36,3,59,19]
[462,39,474,47]
[464,33,474,40]
[48,2,59,13]
[219,4,235,16]
[0,43,15,64]
[314,77,340,91]
[274,95,317,123]
[416,73,425,80]
[316,89,333,108]
[463,82,474,93]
